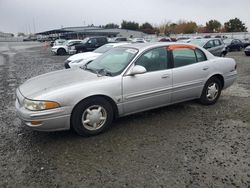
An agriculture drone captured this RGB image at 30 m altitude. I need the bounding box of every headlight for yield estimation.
[71,59,83,64]
[23,99,60,111]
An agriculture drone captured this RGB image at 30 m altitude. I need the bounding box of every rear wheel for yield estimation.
[199,77,222,105]
[71,97,114,136]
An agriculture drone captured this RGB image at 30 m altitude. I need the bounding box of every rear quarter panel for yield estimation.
[205,57,237,89]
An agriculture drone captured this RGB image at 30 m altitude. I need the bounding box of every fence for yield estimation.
[0,37,23,42]
[171,32,250,40]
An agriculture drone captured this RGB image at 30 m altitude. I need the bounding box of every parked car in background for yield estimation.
[73,36,108,54]
[109,37,130,42]
[16,42,237,136]
[177,37,190,41]
[51,40,83,55]
[188,38,227,57]
[132,38,147,43]
[64,42,128,69]
[244,45,250,56]
[53,39,66,46]
[242,39,250,48]
[148,37,170,42]
[223,39,244,51]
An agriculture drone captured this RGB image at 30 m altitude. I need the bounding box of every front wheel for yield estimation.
[221,51,227,57]
[199,77,222,105]
[57,48,66,55]
[71,97,114,136]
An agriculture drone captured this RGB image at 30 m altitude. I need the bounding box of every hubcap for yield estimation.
[82,105,107,131]
[206,83,219,101]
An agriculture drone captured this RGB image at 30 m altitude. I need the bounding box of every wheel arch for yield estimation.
[70,95,119,127]
[207,74,224,89]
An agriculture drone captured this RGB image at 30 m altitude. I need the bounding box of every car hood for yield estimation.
[67,52,101,61]
[52,45,67,49]
[19,68,98,99]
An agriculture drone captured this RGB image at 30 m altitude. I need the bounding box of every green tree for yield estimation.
[104,23,119,29]
[206,20,221,32]
[139,22,156,34]
[175,21,198,34]
[121,20,139,30]
[224,18,247,32]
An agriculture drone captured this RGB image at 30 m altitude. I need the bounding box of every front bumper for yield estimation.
[68,49,77,55]
[51,48,58,54]
[15,89,72,132]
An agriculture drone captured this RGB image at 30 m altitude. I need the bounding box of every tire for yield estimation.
[199,77,222,105]
[71,97,114,136]
[57,48,66,55]
[221,51,227,57]
[245,52,250,56]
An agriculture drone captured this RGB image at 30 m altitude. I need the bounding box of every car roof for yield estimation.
[190,38,221,42]
[119,42,196,51]
[88,36,107,39]
[107,42,129,47]
[68,39,82,42]
[188,38,224,46]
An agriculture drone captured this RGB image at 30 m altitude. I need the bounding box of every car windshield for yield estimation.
[65,40,77,46]
[81,37,90,44]
[223,39,233,44]
[84,47,138,76]
[93,44,114,54]
[188,39,207,47]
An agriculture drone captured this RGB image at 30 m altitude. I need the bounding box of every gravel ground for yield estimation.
[0,42,249,188]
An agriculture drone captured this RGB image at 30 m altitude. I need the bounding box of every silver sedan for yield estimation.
[16,43,237,136]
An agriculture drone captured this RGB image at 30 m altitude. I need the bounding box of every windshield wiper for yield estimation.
[81,65,112,76]
[97,69,113,76]
[81,64,97,74]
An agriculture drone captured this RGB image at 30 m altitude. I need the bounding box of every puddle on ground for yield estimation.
[223,83,250,97]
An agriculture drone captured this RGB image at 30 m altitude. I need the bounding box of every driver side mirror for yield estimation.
[129,65,147,75]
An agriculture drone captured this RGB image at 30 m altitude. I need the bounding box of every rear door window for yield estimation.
[204,40,215,49]
[214,40,221,46]
[172,48,197,68]
[195,49,207,62]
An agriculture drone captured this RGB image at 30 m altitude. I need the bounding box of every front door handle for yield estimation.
[203,67,209,71]
[161,74,169,79]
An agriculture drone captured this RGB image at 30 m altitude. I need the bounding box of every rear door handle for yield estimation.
[161,74,169,79]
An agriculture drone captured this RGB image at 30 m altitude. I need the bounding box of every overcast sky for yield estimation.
[0,0,249,34]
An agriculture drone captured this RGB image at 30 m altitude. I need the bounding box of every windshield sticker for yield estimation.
[126,49,137,54]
